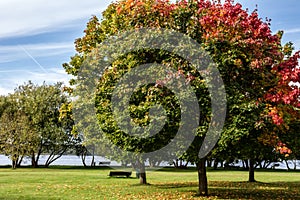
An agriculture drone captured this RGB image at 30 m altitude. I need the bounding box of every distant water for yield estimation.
[0,154,298,170]
[0,154,120,166]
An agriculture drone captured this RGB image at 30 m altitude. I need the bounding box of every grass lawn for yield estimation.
[0,167,299,199]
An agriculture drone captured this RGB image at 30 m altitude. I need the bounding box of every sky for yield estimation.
[0,0,299,95]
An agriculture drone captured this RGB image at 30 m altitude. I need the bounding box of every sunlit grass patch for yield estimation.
[0,167,299,199]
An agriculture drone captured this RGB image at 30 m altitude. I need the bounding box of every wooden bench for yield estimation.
[108,171,132,178]
[99,161,111,166]
[272,163,280,169]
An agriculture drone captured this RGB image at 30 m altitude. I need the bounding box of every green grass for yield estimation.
[0,167,299,199]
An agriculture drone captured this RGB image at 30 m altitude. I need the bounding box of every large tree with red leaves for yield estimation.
[64,0,300,196]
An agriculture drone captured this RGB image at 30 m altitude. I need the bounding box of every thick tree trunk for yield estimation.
[248,159,256,182]
[139,161,147,184]
[197,158,208,196]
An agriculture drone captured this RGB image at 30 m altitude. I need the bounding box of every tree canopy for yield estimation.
[0,82,79,168]
[63,0,300,195]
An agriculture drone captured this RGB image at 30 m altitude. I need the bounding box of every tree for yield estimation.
[0,82,82,168]
[0,95,36,168]
[63,0,300,195]
[278,120,300,170]
[0,82,79,168]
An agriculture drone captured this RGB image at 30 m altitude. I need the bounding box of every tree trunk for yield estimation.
[284,160,291,171]
[34,145,43,168]
[243,159,249,170]
[31,153,38,168]
[31,146,43,168]
[81,151,87,167]
[12,160,17,169]
[17,156,24,168]
[220,160,224,168]
[206,159,212,168]
[11,154,19,169]
[45,147,68,168]
[197,158,208,196]
[213,159,219,170]
[184,161,189,168]
[259,161,263,169]
[139,161,147,184]
[173,159,179,168]
[248,159,256,182]
[293,160,297,170]
[90,147,95,167]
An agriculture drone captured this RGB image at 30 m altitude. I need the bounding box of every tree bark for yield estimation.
[213,159,219,170]
[17,156,24,168]
[90,147,95,167]
[206,159,212,168]
[293,160,297,170]
[45,147,67,168]
[31,152,38,168]
[284,160,291,171]
[243,159,249,170]
[173,159,179,168]
[139,161,147,184]
[248,159,256,182]
[12,160,17,169]
[81,151,87,167]
[184,161,188,168]
[197,158,208,196]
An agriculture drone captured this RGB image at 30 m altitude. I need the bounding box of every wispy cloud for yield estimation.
[0,42,74,64]
[0,0,112,38]
[284,28,300,34]
[0,68,71,95]
[0,0,111,95]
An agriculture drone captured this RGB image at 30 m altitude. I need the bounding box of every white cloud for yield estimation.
[0,0,112,38]
[0,68,71,95]
[0,86,15,96]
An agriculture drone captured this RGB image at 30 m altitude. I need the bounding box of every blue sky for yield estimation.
[0,0,299,95]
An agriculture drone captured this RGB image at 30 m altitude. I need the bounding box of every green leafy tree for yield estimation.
[63,0,300,195]
[0,95,37,168]
[2,82,79,168]
[278,120,300,170]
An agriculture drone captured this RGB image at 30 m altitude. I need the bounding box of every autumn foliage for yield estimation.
[64,0,300,195]
[115,4,297,99]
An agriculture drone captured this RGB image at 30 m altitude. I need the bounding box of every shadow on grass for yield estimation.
[156,166,197,172]
[153,181,300,199]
